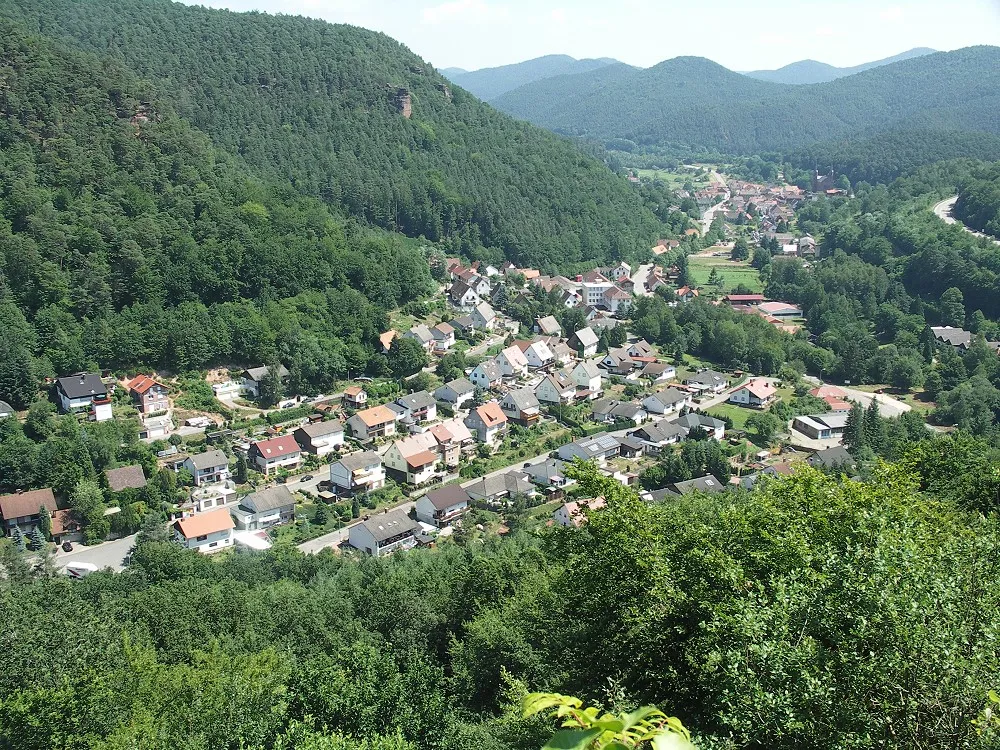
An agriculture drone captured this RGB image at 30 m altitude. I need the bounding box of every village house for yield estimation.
[395,391,437,425]
[293,420,345,456]
[404,324,435,352]
[642,386,693,416]
[500,387,541,425]
[602,286,632,315]
[249,435,302,476]
[522,459,575,490]
[415,485,471,528]
[0,488,58,534]
[672,413,726,440]
[729,379,777,408]
[56,373,111,421]
[568,328,599,358]
[428,419,474,467]
[591,399,647,425]
[449,279,480,308]
[434,378,475,409]
[330,451,386,495]
[431,322,456,351]
[553,497,607,528]
[640,362,677,384]
[516,339,555,369]
[464,472,535,505]
[664,475,726,497]
[470,301,497,331]
[535,373,575,405]
[343,385,368,409]
[347,404,398,441]
[469,360,504,390]
[496,345,530,379]
[173,508,235,554]
[792,413,850,440]
[230,485,296,531]
[570,360,603,399]
[600,348,638,377]
[628,421,687,454]
[465,402,508,445]
[383,436,440,486]
[675,286,699,303]
[808,446,856,472]
[182,450,231,487]
[534,315,562,336]
[349,509,420,557]
[379,330,398,354]
[684,370,729,394]
[125,374,169,414]
[105,465,147,494]
[545,338,575,367]
[558,433,620,465]
[241,365,290,398]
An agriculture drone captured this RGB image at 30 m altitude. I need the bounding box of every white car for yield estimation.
[63,562,99,579]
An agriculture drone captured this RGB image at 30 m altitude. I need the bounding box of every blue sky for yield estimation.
[180,0,1000,71]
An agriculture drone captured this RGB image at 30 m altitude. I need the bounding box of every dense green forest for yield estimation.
[2,457,999,749]
[443,55,624,102]
[954,163,1000,237]
[0,0,665,269]
[742,47,935,85]
[492,47,1000,162]
[0,19,437,405]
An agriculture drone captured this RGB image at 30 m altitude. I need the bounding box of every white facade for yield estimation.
[571,362,603,397]
[582,280,615,307]
[535,376,575,405]
[176,527,234,553]
[496,347,529,378]
[330,453,386,493]
[523,341,554,369]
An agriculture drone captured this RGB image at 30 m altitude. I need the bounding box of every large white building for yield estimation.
[173,508,235,554]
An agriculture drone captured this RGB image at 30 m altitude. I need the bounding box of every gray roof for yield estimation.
[650,387,690,406]
[105,465,147,492]
[362,509,420,543]
[504,387,539,411]
[243,485,295,513]
[397,391,436,410]
[685,370,728,387]
[796,412,850,430]
[296,420,344,439]
[632,421,686,443]
[476,360,503,380]
[808,446,856,469]
[575,359,602,378]
[424,484,471,510]
[244,364,290,382]
[669,474,726,495]
[537,315,561,334]
[407,324,434,344]
[452,315,475,330]
[671,413,725,432]
[571,328,599,348]
[56,372,107,400]
[436,378,474,397]
[641,362,674,376]
[523,459,572,484]
[474,302,496,322]
[567,433,620,457]
[187,449,229,470]
[0,401,13,417]
[465,472,534,499]
[338,451,382,471]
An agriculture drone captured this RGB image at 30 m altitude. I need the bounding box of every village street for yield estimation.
[932,195,1000,246]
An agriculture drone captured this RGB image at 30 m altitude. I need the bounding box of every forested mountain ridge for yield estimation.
[493,46,1000,154]
[443,54,625,101]
[744,47,936,85]
[0,0,664,269]
[0,17,437,404]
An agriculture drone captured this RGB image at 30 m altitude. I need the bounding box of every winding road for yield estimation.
[932,196,1000,246]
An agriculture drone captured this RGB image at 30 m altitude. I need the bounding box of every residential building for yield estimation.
[293,420,345,456]
[600,348,637,376]
[125,374,169,414]
[536,373,575,405]
[496,345,530,379]
[640,362,677,383]
[792,413,850,440]
[500,387,541,425]
[383,434,441,485]
[757,301,803,318]
[684,370,729,394]
[602,286,632,314]
[330,451,386,495]
[55,372,107,414]
[470,301,497,331]
[0,488,57,533]
[343,386,368,409]
[241,365,290,398]
[395,391,437,424]
[434,378,475,409]
[347,404,398,441]
[570,360,603,398]
[415,485,471,528]
[231,485,296,530]
[404,324,435,351]
[675,286,699,303]
[547,339,574,366]
[523,459,575,489]
[534,315,562,336]
[104,465,147,493]
[642,387,692,416]
[173,508,235,554]
[568,328,599,358]
[671,413,726,440]
[666,475,726,496]
[350,510,420,556]
[729,379,777,407]
[516,339,555,369]
[808,446,857,472]
[581,277,615,307]
[557,434,620,465]
[187,481,237,513]
[249,436,302,476]
[469,360,503,390]
[182,450,231,487]
[464,472,535,505]
[449,280,480,308]
[628,421,687,454]
[627,340,654,358]
[591,399,646,425]
[465,402,508,445]
[431,322,456,351]
[139,414,172,440]
[50,509,82,545]
[379,330,398,354]
[553,497,607,528]
[429,420,472,467]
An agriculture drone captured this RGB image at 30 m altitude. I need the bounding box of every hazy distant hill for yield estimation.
[444,54,625,101]
[744,47,937,85]
[492,47,1000,155]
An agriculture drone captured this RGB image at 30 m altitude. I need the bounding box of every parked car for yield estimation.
[300,474,314,482]
[61,541,73,552]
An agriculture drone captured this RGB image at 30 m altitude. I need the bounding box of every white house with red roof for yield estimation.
[729,379,777,408]
[249,435,302,476]
[125,374,169,414]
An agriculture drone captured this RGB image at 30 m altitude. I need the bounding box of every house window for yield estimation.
[197,534,208,541]
[209,541,217,547]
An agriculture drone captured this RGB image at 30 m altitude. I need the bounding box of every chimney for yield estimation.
[576,275,583,283]
[80,374,86,383]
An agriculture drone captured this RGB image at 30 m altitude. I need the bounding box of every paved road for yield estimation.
[933,195,1000,246]
[801,376,911,418]
[56,534,137,573]
[632,264,653,296]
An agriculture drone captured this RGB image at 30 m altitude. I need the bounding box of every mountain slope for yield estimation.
[493,47,1000,154]
[0,0,663,269]
[444,54,625,101]
[745,47,936,84]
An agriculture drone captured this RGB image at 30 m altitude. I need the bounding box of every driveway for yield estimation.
[56,534,137,573]
[839,387,910,418]
[631,264,654,296]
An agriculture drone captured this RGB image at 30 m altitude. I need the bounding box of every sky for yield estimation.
[179,0,1000,71]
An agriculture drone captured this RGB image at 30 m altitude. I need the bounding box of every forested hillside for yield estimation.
[493,47,1000,156]
[443,54,623,101]
[743,47,935,85]
[0,0,664,269]
[954,163,1000,237]
[2,460,998,749]
[0,18,436,405]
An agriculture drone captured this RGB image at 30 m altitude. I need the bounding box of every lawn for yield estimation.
[706,402,754,431]
[636,167,711,190]
[687,255,764,294]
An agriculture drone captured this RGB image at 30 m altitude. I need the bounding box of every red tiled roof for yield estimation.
[476,403,507,427]
[252,436,301,459]
[0,488,57,522]
[125,374,166,394]
[174,508,235,539]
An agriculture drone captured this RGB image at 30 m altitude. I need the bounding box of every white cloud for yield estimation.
[422,0,508,24]
[550,8,567,23]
